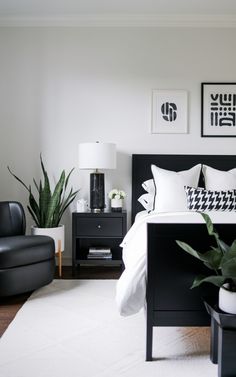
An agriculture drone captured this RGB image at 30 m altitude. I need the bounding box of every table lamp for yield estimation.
[78,142,116,212]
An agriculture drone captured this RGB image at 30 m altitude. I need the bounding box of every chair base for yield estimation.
[0,258,55,297]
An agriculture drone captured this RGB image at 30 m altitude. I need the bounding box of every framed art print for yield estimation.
[151,90,188,134]
[201,82,236,137]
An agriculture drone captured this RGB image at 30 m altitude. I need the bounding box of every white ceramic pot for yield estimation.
[31,225,65,253]
[219,284,236,314]
[111,198,122,212]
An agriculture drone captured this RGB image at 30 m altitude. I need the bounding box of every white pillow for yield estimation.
[151,164,202,212]
[202,165,236,191]
[142,179,155,194]
[138,193,154,211]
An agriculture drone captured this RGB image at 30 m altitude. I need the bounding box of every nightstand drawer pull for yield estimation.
[97,225,101,229]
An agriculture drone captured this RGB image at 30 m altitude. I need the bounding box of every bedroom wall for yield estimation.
[0,26,236,264]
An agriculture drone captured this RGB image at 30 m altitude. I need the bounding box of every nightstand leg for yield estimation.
[210,317,218,364]
[218,327,236,377]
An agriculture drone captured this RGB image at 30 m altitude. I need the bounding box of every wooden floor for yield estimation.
[0,266,122,337]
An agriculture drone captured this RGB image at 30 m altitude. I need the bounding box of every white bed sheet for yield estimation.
[116,211,236,316]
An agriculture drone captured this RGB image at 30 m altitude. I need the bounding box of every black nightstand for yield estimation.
[72,211,127,269]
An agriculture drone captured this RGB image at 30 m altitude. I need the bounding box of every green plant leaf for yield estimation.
[58,188,78,219]
[176,240,202,260]
[33,178,40,192]
[27,205,39,227]
[221,257,236,278]
[45,171,65,228]
[200,212,219,239]
[9,155,78,228]
[8,166,31,193]
[64,168,74,191]
[191,275,226,289]
[221,240,236,267]
[201,248,222,270]
[28,188,40,225]
[217,239,230,254]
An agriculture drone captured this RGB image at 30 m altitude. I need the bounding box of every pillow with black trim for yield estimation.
[138,193,154,212]
[202,165,236,191]
[142,179,155,195]
[151,164,201,212]
[185,186,236,211]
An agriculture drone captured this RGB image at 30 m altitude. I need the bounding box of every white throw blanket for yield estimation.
[116,210,236,316]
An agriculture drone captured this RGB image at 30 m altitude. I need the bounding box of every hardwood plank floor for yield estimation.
[0,266,122,337]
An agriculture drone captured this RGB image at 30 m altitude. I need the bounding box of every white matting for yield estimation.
[0,280,217,377]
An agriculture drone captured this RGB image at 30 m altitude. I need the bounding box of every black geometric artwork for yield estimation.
[201,83,236,137]
[210,93,236,127]
[161,102,177,122]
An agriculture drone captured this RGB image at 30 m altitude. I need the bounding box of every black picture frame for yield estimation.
[201,82,236,137]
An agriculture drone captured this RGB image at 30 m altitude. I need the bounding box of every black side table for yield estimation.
[204,297,236,377]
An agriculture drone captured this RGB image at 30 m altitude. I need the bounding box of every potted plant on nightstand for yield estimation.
[8,155,78,277]
[176,213,236,314]
[108,189,126,212]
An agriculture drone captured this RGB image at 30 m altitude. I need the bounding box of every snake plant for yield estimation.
[176,213,236,292]
[8,155,78,228]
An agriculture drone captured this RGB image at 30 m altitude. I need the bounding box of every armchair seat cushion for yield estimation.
[0,235,55,269]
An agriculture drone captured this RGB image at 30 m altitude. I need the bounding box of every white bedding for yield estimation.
[116,211,236,316]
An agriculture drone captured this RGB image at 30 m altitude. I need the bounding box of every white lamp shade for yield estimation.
[78,142,116,170]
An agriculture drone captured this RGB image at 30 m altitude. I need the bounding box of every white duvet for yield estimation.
[116,210,236,316]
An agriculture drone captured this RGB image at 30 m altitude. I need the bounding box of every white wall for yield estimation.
[1,26,236,264]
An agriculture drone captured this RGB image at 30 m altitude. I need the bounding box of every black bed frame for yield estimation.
[131,154,236,361]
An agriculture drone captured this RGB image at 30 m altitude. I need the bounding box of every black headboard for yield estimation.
[132,154,236,223]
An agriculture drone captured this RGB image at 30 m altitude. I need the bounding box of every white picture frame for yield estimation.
[151,90,188,134]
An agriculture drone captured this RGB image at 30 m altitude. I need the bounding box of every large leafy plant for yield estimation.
[8,155,78,228]
[176,213,236,292]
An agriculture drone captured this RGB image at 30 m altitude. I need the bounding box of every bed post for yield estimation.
[146,223,154,361]
[146,300,153,361]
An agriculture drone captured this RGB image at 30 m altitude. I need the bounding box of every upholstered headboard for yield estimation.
[131,154,236,223]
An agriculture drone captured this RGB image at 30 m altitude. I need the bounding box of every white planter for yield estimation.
[111,198,122,212]
[219,284,236,314]
[31,225,65,253]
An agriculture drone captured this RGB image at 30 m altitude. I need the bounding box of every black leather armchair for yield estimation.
[0,201,55,296]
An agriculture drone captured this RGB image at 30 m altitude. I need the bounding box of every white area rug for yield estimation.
[0,280,217,377]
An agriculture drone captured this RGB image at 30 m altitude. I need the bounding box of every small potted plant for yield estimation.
[108,189,126,212]
[176,213,236,314]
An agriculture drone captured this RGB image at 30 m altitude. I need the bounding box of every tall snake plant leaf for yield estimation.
[45,171,65,228]
[64,168,74,192]
[58,187,77,218]
[9,156,78,228]
[7,167,31,193]
[28,187,40,226]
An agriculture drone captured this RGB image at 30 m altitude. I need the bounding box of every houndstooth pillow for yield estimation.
[185,186,236,211]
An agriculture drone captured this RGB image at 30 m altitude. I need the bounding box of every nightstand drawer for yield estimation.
[75,217,123,237]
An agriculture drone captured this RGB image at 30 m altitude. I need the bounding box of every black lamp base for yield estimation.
[90,173,105,212]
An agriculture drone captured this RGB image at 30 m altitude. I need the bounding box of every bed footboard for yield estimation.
[146,222,235,361]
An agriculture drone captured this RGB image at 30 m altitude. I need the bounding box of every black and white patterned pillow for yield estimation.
[185,186,236,211]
